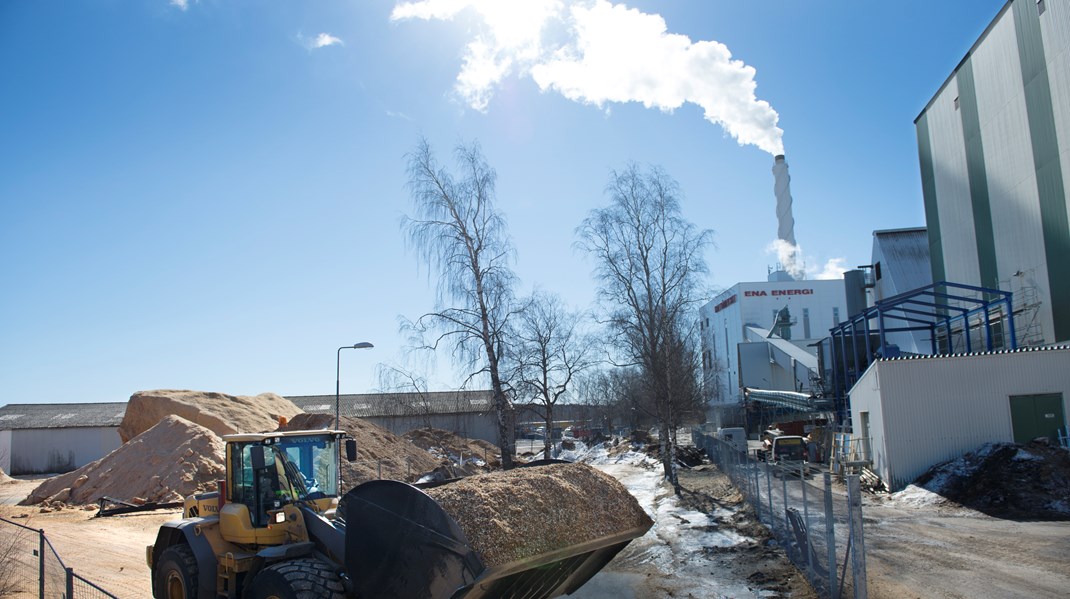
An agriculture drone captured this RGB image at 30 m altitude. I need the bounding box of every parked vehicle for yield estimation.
[755,429,807,467]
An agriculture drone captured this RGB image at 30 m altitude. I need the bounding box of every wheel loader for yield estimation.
[148,429,651,598]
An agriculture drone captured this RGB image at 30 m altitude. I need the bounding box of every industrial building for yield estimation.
[699,276,847,427]
[849,346,1070,491]
[827,0,1070,490]
[915,0,1070,347]
[0,402,124,475]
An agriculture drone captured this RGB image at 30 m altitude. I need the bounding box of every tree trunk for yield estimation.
[658,394,681,494]
[543,403,555,459]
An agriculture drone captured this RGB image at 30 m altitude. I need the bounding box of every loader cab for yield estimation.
[225,431,346,529]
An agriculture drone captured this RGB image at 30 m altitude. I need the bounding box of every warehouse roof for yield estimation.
[878,344,1070,362]
[0,402,127,430]
[288,390,495,418]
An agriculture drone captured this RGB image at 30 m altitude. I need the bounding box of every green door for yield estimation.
[1009,393,1066,443]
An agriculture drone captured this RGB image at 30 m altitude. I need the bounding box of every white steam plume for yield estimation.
[391,0,784,155]
[766,240,847,281]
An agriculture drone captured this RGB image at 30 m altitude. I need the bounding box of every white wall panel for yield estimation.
[851,348,1070,490]
[9,427,120,475]
[972,10,1056,339]
[1039,0,1070,244]
[928,78,981,285]
[0,430,10,474]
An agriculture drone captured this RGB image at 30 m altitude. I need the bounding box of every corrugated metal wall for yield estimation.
[918,0,1070,344]
[851,349,1070,490]
[973,9,1057,340]
[1044,0,1070,230]
[0,430,10,473]
[9,427,121,475]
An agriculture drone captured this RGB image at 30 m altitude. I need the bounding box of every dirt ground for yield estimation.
[0,478,174,598]
[861,495,1070,599]
[674,467,818,598]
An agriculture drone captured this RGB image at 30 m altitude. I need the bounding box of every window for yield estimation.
[953,96,960,110]
[833,306,841,325]
[1038,0,1046,16]
[803,308,811,338]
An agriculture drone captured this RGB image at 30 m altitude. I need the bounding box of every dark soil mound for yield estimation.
[641,442,707,468]
[914,440,1070,520]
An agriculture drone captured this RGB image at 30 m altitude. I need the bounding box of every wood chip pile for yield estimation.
[424,463,652,567]
[0,467,12,483]
[119,389,302,442]
[403,427,502,471]
[23,415,225,507]
[280,414,443,486]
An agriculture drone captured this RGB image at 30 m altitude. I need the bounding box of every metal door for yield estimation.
[1009,393,1066,443]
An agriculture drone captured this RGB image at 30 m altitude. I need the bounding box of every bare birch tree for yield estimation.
[511,291,595,458]
[577,164,712,492]
[401,138,518,469]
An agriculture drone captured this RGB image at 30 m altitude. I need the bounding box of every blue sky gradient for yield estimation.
[1,0,1006,403]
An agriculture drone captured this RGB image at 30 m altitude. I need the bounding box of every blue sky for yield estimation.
[1,0,1007,403]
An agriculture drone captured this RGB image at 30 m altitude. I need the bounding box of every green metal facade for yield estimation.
[915,0,1070,344]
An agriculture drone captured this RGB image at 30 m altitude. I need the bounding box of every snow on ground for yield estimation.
[567,442,774,598]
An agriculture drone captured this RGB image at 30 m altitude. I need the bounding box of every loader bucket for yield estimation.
[342,480,484,599]
[341,473,651,599]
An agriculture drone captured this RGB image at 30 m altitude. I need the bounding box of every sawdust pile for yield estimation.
[912,440,1070,520]
[403,427,501,471]
[0,467,12,483]
[23,415,225,507]
[119,389,302,442]
[424,463,653,567]
[281,414,443,486]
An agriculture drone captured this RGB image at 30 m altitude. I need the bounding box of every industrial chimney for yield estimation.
[770,154,799,281]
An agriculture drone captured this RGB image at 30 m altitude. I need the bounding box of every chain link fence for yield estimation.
[0,516,119,599]
[693,430,868,599]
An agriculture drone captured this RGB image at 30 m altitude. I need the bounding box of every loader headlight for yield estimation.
[274,511,286,524]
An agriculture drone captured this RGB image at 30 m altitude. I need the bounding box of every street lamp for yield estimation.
[336,342,374,430]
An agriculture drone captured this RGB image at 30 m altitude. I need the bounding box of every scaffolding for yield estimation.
[825,281,1016,426]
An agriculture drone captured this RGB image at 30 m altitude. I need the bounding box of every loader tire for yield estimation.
[246,558,345,599]
[154,544,199,599]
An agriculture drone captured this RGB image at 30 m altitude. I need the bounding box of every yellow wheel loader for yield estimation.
[148,429,650,599]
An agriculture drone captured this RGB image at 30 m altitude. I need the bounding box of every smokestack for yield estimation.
[770,154,800,281]
[772,154,797,248]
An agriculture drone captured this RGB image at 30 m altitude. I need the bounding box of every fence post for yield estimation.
[377,460,382,479]
[38,529,45,599]
[765,463,773,525]
[847,475,868,599]
[753,457,761,509]
[801,463,813,578]
[752,457,761,519]
[66,567,74,599]
[824,472,838,598]
[781,470,789,531]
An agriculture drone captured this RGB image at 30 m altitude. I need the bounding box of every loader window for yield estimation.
[275,435,339,498]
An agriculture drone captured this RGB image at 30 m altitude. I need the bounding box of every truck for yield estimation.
[755,429,807,469]
[148,428,651,599]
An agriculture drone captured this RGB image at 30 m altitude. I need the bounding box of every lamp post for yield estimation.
[336,342,373,430]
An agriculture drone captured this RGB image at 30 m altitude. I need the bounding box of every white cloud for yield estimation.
[311,33,344,49]
[391,0,783,155]
[812,257,848,280]
[765,239,848,281]
[170,0,189,10]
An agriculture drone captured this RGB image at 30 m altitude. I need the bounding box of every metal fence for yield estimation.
[693,431,868,599]
[0,516,119,599]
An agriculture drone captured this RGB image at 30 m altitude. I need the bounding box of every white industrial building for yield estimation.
[915,0,1070,347]
[0,403,124,475]
[849,346,1070,491]
[699,277,847,426]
